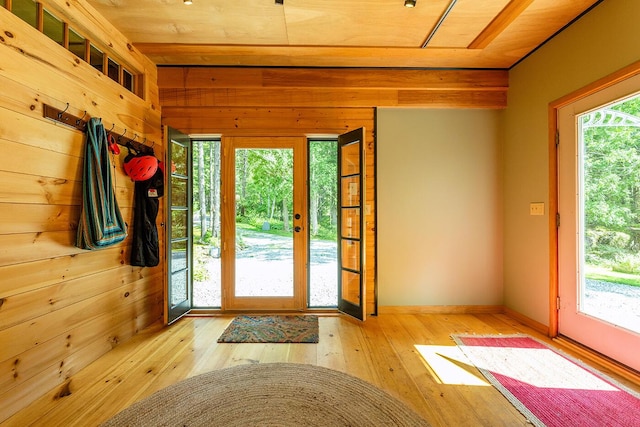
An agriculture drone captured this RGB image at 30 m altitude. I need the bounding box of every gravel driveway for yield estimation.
[583,279,640,333]
[193,229,338,307]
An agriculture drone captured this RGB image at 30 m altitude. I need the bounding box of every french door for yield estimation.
[557,75,640,371]
[166,129,368,319]
[166,127,193,324]
[337,128,367,320]
[222,137,308,310]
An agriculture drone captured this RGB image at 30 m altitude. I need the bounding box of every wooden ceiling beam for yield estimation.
[157,67,508,91]
[469,0,535,49]
[136,44,514,69]
[159,88,507,109]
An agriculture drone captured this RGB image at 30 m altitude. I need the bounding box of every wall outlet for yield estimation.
[530,202,545,216]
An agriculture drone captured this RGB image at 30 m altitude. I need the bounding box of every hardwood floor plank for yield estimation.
[189,316,236,375]
[287,342,318,365]
[4,313,639,427]
[358,316,432,419]
[316,316,347,372]
[336,316,377,384]
[409,314,531,425]
[377,314,459,426]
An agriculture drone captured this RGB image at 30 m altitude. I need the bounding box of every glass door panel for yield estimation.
[234,148,294,298]
[578,95,640,335]
[337,128,366,320]
[167,127,192,324]
[341,270,361,306]
[341,208,361,239]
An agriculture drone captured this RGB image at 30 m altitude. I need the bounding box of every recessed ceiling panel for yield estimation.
[283,0,449,47]
[88,0,289,44]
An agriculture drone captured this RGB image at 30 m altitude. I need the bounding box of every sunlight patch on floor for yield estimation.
[414,345,490,386]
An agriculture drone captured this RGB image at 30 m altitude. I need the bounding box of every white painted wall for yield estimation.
[377,109,503,307]
[503,0,640,325]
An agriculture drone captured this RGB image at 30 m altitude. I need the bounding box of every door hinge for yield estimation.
[555,130,560,146]
[556,212,560,227]
[556,296,561,310]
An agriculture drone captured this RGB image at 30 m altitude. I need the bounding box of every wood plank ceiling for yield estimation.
[86,0,601,69]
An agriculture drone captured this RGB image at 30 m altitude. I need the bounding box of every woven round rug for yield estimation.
[101,363,430,426]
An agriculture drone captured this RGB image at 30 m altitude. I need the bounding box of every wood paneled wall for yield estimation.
[159,67,508,318]
[0,1,163,422]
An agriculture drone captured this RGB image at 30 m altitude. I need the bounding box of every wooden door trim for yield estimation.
[548,60,640,337]
[221,136,308,311]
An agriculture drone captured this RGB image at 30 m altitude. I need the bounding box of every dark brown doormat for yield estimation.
[217,315,319,343]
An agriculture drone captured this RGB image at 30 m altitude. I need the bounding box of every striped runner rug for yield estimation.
[452,334,640,427]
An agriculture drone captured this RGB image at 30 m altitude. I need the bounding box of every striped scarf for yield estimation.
[76,118,128,249]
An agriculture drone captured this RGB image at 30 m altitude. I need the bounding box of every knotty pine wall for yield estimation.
[159,67,508,318]
[0,1,163,422]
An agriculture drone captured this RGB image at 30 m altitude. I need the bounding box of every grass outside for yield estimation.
[585,265,640,287]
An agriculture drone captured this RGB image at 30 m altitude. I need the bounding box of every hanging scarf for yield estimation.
[76,118,128,249]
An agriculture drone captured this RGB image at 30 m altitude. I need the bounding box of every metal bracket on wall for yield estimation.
[43,103,87,132]
[43,103,155,154]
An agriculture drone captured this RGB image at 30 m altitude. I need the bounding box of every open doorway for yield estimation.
[191,139,222,308]
[190,138,339,309]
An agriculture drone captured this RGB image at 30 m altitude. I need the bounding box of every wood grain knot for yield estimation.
[54,381,72,400]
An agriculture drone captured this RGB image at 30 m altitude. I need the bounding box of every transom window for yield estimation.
[4,0,142,97]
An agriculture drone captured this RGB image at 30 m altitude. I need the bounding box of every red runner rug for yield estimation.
[452,334,640,427]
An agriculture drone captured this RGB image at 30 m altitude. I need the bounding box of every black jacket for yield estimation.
[131,168,164,267]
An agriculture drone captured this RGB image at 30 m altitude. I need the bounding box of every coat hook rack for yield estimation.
[42,103,156,155]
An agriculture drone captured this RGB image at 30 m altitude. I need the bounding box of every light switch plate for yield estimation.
[530,202,545,216]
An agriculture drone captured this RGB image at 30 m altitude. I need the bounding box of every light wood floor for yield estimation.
[4,313,639,426]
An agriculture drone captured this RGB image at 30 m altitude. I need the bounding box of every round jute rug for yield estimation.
[101,363,430,426]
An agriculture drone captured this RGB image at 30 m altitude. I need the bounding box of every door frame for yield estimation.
[549,61,640,336]
[221,136,308,311]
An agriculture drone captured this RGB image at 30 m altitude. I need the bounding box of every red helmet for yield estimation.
[124,154,158,181]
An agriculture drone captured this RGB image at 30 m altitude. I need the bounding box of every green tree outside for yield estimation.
[582,95,640,286]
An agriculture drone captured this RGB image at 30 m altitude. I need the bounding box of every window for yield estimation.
[107,58,120,82]
[123,68,135,92]
[12,0,37,28]
[42,8,64,46]
[7,1,143,98]
[89,44,104,72]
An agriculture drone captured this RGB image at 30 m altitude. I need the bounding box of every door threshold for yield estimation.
[553,335,640,386]
[187,308,340,317]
